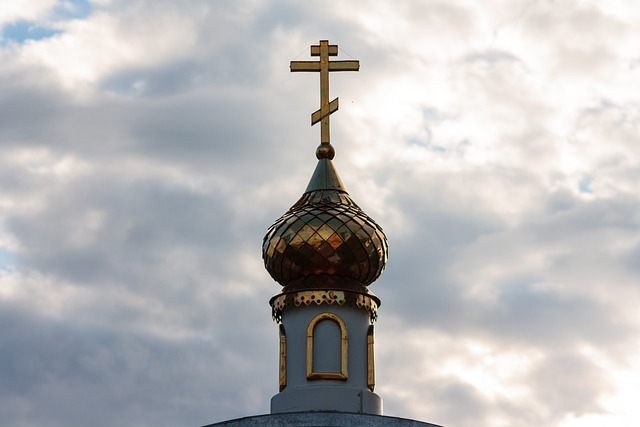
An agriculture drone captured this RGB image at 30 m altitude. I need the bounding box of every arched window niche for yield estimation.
[306,312,348,380]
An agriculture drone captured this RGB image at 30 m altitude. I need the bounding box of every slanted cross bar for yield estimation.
[291,40,359,145]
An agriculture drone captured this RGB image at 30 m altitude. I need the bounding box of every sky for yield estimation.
[0,1,639,426]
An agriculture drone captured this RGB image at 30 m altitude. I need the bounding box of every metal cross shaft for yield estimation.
[290,40,359,145]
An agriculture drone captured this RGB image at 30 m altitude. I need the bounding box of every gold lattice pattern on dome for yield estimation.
[262,190,388,288]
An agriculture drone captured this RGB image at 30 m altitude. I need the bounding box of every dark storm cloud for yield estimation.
[383,377,487,427]
[369,158,638,426]
[6,173,234,283]
[526,351,611,417]
[479,284,627,348]
[0,5,288,425]
[379,171,637,346]
[0,84,71,149]
[0,301,275,427]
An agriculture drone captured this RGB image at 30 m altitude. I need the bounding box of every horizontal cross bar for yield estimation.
[329,60,359,71]
[311,44,338,56]
[290,60,360,72]
[290,61,320,71]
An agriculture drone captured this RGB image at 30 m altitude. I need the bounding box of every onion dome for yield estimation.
[262,144,388,296]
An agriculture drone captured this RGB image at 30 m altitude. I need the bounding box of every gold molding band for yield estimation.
[270,290,379,323]
[306,312,348,381]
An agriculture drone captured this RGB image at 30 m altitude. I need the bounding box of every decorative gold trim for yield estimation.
[279,324,287,391]
[306,313,348,381]
[270,290,379,323]
[367,324,375,391]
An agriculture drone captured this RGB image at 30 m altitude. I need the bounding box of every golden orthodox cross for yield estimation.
[291,40,359,148]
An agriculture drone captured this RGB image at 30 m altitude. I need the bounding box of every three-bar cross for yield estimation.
[291,40,359,146]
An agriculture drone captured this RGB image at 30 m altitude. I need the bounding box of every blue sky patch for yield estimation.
[2,20,61,43]
[0,247,17,272]
[1,0,93,44]
[579,177,593,193]
[54,0,93,20]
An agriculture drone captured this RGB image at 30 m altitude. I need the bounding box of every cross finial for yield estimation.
[291,40,359,159]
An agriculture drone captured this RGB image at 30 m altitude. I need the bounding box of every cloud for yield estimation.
[0,0,56,26]
[0,1,639,427]
[0,299,276,427]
